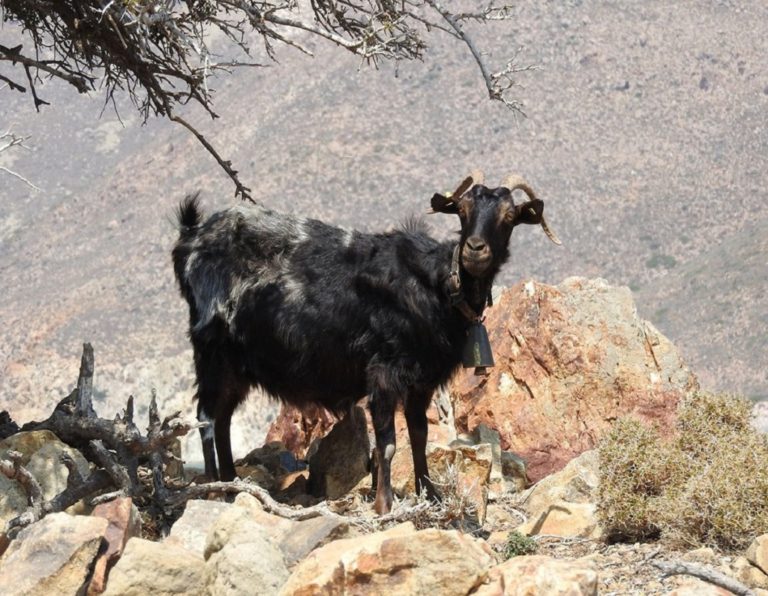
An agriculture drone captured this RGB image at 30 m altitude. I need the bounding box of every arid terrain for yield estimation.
[1,0,767,464]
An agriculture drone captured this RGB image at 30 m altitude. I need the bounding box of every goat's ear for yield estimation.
[513,199,544,225]
[430,193,459,214]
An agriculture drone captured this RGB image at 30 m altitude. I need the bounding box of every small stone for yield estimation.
[734,554,768,589]
[88,497,142,594]
[747,534,768,575]
[474,554,597,595]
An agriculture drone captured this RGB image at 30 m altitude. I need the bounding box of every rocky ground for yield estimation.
[1,278,767,594]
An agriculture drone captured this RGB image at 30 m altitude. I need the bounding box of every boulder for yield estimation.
[0,512,108,596]
[203,497,290,595]
[218,493,350,568]
[264,404,336,459]
[748,534,768,575]
[391,442,492,523]
[474,555,598,596]
[0,430,91,512]
[280,522,494,596]
[307,406,370,500]
[166,499,235,557]
[26,440,91,501]
[103,538,205,596]
[88,497,142,594]
[450,278,697,481]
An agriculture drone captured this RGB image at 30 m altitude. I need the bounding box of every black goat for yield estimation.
[172,173,560,513]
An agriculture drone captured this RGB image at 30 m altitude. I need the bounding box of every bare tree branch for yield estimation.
[0,0,526,200]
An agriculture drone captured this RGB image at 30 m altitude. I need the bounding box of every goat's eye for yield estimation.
[458,200,472,218]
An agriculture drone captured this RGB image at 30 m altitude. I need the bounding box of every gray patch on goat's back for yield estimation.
[341,228,355,248]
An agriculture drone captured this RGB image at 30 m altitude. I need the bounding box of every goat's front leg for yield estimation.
[369,391,397,515]
[405,397,439,502]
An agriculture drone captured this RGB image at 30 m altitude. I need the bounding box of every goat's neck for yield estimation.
[460,270,493,315]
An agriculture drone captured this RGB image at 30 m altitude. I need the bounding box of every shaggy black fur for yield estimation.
[172,178,550,513]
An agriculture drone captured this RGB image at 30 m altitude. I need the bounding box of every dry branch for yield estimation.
[652,560,756,596]
[0,0,525,199]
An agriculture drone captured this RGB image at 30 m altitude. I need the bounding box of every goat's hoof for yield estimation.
[374,494,393,515]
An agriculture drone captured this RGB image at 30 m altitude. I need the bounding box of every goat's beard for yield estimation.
[461,253,492,278]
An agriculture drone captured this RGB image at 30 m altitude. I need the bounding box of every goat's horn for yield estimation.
[540,216,562,245]
[505,174,562,246]
[448,175,474,202]
[470,169,485,186]
[502,174,537,200]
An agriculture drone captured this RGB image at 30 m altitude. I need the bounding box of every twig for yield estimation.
[651,560,756,596]
[166,479,346,522]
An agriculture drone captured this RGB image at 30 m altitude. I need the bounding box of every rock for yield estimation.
[166,499,235,557]
[474,555,598,596]
[472,424,504,498]
[165,438,184,480]
[0,473,28,538]
[0,430,92,516]
[26,439,91,501]
[0,430,60,464]
[203,496,290,595]
[265,404,336,459]
[733,555,768,589]
[88,497,142,594]
[748,534,768,575]
[391,442,492,523]
[0,512,108,596]
[220,493,350,568]
[522,450,598,508]
[235,463,276,489]
[500,451,529,492]
[450,279,697,481]
[237,441,305,475]
[515,450,601,539]
[308,405,370,499]
[104,538,205,596]
[665,580,733,595]
[280,522,494,596]
[517,502,601,539]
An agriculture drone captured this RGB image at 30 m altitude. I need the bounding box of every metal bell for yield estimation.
[462,321,495,376]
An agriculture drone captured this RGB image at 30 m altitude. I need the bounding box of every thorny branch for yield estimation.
[0,128,42,191]
[0,0,529,200]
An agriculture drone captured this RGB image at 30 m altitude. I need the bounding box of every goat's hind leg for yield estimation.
[369,390,397,515]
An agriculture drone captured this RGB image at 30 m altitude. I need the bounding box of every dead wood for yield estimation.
[652,559,756,596]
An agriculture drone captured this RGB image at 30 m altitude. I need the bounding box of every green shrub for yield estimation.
[503,531,537,559]
[597,392,768,550]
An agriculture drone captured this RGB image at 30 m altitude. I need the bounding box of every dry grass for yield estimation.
[598,392,768,551]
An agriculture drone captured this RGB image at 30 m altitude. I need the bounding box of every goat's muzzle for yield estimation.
[461,236,492,276]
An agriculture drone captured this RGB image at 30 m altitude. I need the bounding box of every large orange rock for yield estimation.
[451,278,697,482]
[279,522,494,595]
[264,404,336,459]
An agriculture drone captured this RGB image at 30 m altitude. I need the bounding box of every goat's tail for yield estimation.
[176,192,203,238]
